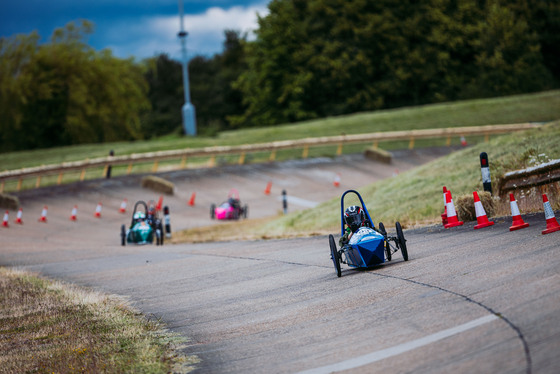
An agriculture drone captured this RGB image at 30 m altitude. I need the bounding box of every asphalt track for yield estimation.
[1,149,559,374]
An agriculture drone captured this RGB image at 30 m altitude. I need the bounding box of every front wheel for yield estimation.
[378,222,387,237]
[396,221,408,261]
[210,204,216,220]
[329,234,342,277]
[379,222,391,261]
[243,205,248,219]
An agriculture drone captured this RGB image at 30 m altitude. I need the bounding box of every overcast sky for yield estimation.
[0,0,271,60]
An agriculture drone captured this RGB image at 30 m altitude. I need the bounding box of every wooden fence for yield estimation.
[498,159,560,196]
[0,123,541,192]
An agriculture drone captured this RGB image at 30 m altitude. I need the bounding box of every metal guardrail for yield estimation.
[0,123,542,192]
[498,159,560,195]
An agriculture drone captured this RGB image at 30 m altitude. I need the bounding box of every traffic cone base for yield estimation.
[541,194,560,235]
[510,221,530,231]
[542,224,560,235]
[474,220,495,229]
[444,220,464,228]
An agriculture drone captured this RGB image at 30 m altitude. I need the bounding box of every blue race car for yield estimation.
[329,189,408,277]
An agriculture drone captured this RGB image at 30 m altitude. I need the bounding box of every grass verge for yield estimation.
[174,121,560,242]
[1,90,559,171]
[0,267,198,373]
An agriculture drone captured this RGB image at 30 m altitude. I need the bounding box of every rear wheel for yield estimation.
[157,222,164,245]
[243,205,248,219]
[155,228,160,245]
[210,204,215,219]
[329,234,342,277]
[396,221,408,261]
[121,224,126,246]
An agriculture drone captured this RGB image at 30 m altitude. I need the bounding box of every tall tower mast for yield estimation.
[178,0,196,136]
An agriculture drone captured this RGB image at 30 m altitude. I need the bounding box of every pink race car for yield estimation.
[210,189,248,220]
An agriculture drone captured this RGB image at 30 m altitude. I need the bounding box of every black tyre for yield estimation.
[329,234,342,277]
[158,222,164,245]
[378,222,387,237]
[210,204,215,219]
[396,221,408,261]
[379,222,391,261]
[243,205,248,219]
[121,224,126,246]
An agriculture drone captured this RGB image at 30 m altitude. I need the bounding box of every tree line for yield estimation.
[0,0,558,151]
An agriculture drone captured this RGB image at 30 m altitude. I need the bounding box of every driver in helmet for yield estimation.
[134,211,146,223]
[339,205,373,247]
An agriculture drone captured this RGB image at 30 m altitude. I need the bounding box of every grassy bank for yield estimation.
[1,90,559,171]
[173,121,560,243]
[0,267,197,373]
[257,121,560,236]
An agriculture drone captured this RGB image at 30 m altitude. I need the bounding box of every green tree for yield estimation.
[142,54,183,137]
[190,30,248,134]
[463,1,554,97]
[0,32,40,150]
[0,20,149,151]
[231,0,557,128]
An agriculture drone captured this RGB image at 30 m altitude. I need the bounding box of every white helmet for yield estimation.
[134,211,146,220]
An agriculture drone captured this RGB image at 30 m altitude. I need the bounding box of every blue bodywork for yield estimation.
[340,190,386,268]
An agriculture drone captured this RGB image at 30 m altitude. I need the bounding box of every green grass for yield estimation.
[1,90,559,171]
[250,121,560,237]
[0,267,197,373]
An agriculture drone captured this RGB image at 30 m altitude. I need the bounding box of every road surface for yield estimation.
[1,150,558,373]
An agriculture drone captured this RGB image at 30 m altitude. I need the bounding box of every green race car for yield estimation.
[121,200,164,246]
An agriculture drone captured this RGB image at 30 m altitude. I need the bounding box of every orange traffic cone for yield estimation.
[264,181,272,195]
[14,208,23,224]
[444,191,464,228]
[509,193,529,231]
[38,206,48,222]
[441,186,448,226]
[333,174,341,187]
[473,191,494,229]
[2,211,9,228]
[119,199,127,213]
[156,195,163,211]
[94,203,102,218]
[541,193,560,235]
[70,205,78,221]
[188,192,196,206]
